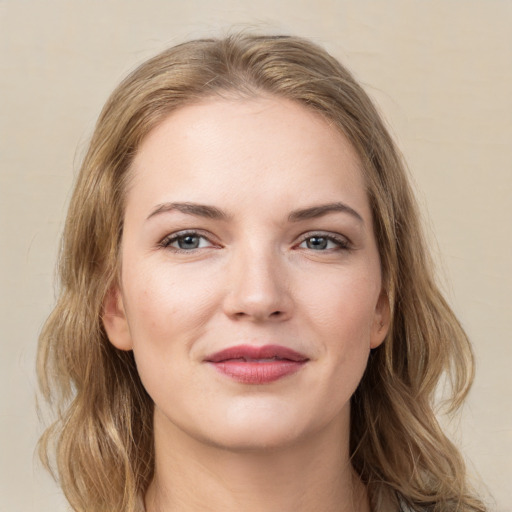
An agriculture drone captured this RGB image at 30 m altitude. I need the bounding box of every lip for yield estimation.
[204,344,309,384]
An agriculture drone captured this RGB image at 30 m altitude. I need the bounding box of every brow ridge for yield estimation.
[147,201,363,224]
[288,202,363,223]
[147,202,229,221]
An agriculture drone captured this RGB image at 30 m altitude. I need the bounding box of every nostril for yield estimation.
[232,310,283,320]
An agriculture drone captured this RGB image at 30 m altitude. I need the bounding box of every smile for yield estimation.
[204,344,309,384]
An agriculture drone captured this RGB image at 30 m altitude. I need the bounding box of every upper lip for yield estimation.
[205,344,309,363]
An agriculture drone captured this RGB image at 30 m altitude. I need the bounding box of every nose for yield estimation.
[222,245,293,323]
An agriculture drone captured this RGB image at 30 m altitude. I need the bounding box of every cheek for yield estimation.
[122,258,221,345]
[298,267,380,392]
[121,262,220,407]
[301,268,380,342]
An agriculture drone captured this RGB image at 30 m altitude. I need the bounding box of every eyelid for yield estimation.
[158,229,219,250]
[294,231,352,250]
[158,229,351,252]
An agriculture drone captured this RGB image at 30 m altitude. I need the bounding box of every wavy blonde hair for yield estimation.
[37,33,487,511]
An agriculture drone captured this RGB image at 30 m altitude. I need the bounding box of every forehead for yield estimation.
[127,96,369,220]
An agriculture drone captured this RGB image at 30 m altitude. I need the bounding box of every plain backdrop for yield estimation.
[1,1,511,510]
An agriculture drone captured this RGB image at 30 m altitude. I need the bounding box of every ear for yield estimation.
[102,286,133,351]
[370,289,391,349]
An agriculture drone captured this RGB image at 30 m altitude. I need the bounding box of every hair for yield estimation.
[37,33,487,511]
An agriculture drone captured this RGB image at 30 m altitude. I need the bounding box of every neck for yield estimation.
[145,410,370,512]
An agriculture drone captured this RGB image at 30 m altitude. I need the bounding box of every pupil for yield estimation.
[179,235,199,249]
[307,237,327,250]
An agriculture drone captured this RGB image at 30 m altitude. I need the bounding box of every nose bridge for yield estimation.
[224,237,291,321]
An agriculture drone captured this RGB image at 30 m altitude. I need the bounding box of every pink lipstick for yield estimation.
[205,344,308,384]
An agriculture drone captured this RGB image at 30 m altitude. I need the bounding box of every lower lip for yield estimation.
[209,360,306,384]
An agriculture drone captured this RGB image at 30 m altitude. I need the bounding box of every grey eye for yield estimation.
[298,234,349,251]
[161,231,215,252]
[175,235,202,250]
[305,236,329,250]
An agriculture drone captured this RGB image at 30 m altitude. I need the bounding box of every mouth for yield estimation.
[204,344,309,384]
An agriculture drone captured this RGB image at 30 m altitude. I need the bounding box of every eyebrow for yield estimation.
[146,202,230,221]
[146,201,363,224]
[288,202,364,223]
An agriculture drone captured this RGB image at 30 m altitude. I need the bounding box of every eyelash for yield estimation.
[159,230,217,253]
[295,232,351,252]
[158,230,351,253]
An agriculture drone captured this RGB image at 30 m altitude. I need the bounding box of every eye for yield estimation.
[160,231,215,252]
[297,234,350,251]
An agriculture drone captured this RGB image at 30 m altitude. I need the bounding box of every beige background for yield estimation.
[1,0,511,510]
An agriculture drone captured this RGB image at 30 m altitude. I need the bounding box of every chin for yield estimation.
[195,398,325,452]
[203,425,306,453]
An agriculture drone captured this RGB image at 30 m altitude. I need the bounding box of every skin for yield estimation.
[103,96,390,512]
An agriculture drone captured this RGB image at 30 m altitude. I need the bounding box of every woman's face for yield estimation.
[104,96,389,450]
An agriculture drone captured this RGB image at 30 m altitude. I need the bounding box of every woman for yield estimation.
[37,34,487,511]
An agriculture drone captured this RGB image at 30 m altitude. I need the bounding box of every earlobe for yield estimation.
[370,289,391,349]
[102,286,133,351]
